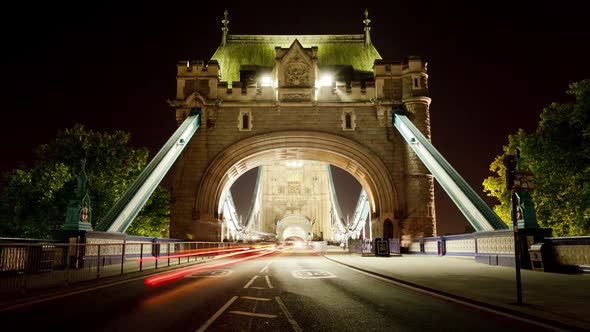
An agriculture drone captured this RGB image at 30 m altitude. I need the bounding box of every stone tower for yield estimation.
[169,10,436,245]
[258,160,332,241]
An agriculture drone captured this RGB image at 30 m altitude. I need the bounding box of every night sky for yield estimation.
[1,1,588,235]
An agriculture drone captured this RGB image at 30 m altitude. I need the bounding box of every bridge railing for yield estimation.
[0,241,231,294]
[348,239,401,255]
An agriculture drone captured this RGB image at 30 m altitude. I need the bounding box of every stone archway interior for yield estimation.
[277,214,312,241]
[383,219,394,239]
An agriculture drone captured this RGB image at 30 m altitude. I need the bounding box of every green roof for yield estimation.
[211,34,382,83]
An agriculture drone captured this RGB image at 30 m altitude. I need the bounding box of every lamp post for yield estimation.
[504,153,522,305]
[511,188,523,305]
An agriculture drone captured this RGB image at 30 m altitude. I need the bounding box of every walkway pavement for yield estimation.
[323,246,590,331]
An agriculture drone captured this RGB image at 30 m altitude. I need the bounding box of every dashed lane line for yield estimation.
[241,296,272,301]
[195,295,238,332]
[260,261,273,273]
[243,275,258,288]
[275,296,303,332]
[265,275,274,288]
[229,311,277,319]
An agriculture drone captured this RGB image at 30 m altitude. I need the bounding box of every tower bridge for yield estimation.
[96,10,507,247]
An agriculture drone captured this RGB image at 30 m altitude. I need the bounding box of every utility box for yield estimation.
[375,238,390,257]
[528,243,545,271]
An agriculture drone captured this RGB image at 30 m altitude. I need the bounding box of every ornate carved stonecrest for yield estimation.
[64,159,93,231]
[276,40,316,102]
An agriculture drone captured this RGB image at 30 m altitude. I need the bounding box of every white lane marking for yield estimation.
[243,275,258,288]
[260,261,272,273]
[323,258,570,332]
[249,286,266,289]
[241,296,272,301]
[186,269,233,278]
[291,269,337,279]
[265,275,274,288]
[195,295,238,332]
[229,311,277,319]
[275,296,303,332]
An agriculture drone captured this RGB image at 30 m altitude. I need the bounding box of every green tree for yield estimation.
[483,80,590,236]
[482,129,528,225]
[0,124,170,239]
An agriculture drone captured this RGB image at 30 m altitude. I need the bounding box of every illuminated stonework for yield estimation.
[170,11,436,242]
[257,160,332,241]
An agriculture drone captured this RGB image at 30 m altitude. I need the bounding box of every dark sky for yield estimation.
[1,1,589,235]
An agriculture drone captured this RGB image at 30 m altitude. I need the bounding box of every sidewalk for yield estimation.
[323,247,590,331]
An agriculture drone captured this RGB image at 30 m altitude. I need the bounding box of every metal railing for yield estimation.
[348,239,401,255]
[0,241,232,293]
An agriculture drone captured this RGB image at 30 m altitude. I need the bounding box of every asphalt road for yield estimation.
[0,246,551,331]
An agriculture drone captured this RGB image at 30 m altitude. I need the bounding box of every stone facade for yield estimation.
[256,160,332,241]
[169,13,435,243]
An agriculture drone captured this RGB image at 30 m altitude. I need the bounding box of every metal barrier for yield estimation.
[309,241,327,254]
[0,241,233,293]
[348,239,400,255]
[388,239,401,254]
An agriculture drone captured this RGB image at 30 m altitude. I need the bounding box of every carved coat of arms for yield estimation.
[285,56,309,87]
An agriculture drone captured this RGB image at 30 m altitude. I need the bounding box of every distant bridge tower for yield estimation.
[169,10,436,243]
[258,160,333,242]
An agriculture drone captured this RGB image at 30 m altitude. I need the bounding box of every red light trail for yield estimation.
[144,246,279,286]
[136,245,253,263]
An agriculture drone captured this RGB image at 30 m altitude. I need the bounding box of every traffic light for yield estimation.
[503,155,516,190]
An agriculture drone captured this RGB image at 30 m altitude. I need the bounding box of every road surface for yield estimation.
[0,246,551,331]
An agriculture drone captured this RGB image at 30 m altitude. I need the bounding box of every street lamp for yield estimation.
[504,149,533,305]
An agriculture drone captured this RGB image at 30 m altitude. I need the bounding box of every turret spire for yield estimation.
[221,9,229,46]
[363,9,372,46]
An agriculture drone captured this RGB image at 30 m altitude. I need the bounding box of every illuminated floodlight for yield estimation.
[260,75,272,87]
[316,74,333,87]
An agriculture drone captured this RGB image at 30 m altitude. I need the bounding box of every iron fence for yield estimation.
[348,238,401,255]
[0,241,233,293]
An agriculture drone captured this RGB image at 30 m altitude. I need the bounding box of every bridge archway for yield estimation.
[194,131,398,230]
[278,214,312,241]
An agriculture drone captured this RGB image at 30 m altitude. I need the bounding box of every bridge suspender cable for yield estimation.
[96,109,201,233]
[392,109,507,232]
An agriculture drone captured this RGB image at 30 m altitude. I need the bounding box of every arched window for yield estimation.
[242,112,249,129]
[238,109,253,131]
[341,108,356,131]
[412,75,421,89]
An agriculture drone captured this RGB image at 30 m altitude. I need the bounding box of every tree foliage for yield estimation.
[483,80,590,236]
[0,124,170,239]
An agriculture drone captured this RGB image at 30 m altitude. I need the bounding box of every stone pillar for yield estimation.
[401,98,436,238]
[170,107,221,241]
[400,56,436,238]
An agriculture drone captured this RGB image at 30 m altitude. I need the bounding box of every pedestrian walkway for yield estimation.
[323,246,590,331]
